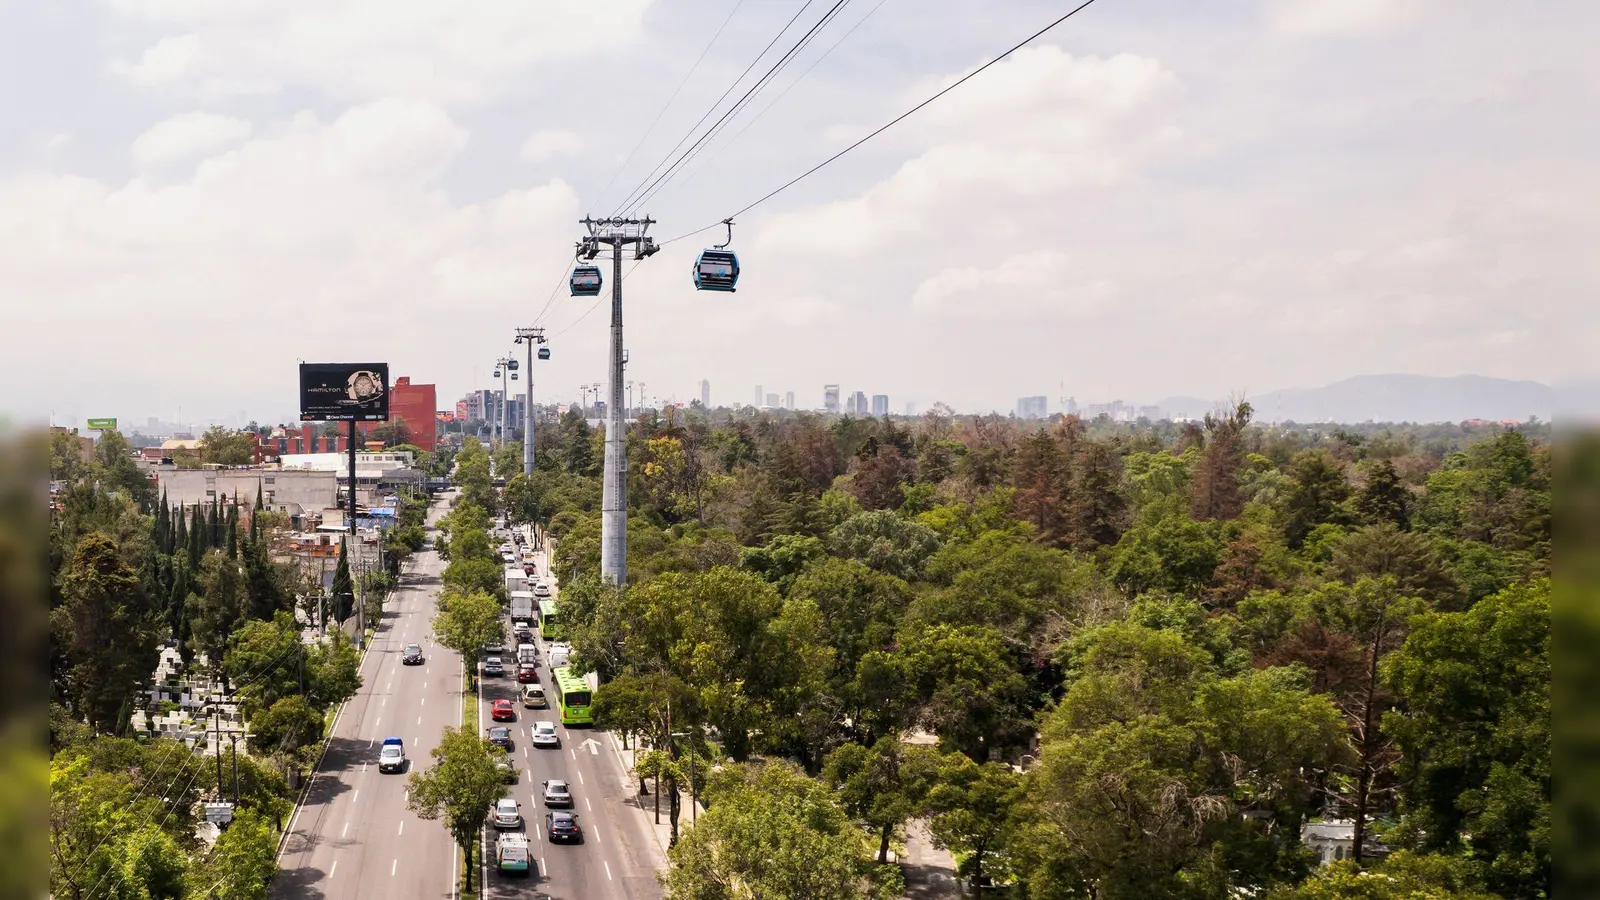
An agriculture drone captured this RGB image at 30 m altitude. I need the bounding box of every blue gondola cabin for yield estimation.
[693,250,739,292]
[570,265,602,297]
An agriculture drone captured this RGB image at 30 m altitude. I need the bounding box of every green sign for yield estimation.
[86,418,117,430]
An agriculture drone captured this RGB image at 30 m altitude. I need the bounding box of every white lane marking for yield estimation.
[387,680,392,690]
[330,860,338,878]
[374,717,381,732]
[420,697,425,706]
[362,762,368,773]
[342,821,349,838]
[424,681,428,689]
[536,823,542,842]
[382,697,386,707]
[417,715,422,725]
[570,748,576,760]
[353,789,358,803]
[585,797,591,811]
[537,858,544,876]
[605,860,613,881]
[392,858,397,876]
[398,821,404,836]
[368,737,375,748]
[592,825,600,844]
[577,770,584,785]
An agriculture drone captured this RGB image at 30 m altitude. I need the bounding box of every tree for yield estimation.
[198,426,257,466]
[662,760,896,900]
[430,589,504,672]
[187,807,278,900]
[1353,458,1410,528]
[329,540,354,625]
[850,443,913,511]
[1190,401,1252,521]
[1384,579,1549,899]
[92,430,157,509]
[406,725,506,893]
[1266,851,1497,900]
[54,533,162,732]
[823,735,941,863]
[927,756,1024,891]
[828,510,942,581]
[246,695,323,757]
[1283,450,1351,547]
[223,613,305,720]
[307,629,362,711]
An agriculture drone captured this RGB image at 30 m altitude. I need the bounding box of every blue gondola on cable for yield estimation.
[693,219,740,292]
[570,265,602,297]
[538,347,551,360]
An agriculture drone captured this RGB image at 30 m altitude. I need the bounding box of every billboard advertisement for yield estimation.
[86,418,117,430]
[299,363,391,422]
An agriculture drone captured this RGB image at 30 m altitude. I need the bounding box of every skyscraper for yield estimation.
[700,379,711,408]
[1016,396,1049,419]
[824,384,840,413]
[849,391,867,415]
[872,394,889,417]
[765,393,779,408]
[755,384,763,408]
[785,390,795,410]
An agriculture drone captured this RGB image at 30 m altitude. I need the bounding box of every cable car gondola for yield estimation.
[538,347,551,360]
[570,265,602,297]
[506,359,519,370]
[692,219,739,292]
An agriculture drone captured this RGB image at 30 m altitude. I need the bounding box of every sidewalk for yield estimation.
[901,818,963,898]
[607,733,703,866]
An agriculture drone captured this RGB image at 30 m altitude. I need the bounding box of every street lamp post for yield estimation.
[671,730,698,824]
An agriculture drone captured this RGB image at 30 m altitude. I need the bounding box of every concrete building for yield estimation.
[154,468,338,518]
[784,390,795,410]
[1300,821,1389,867]
[754,385,764,408]
[700,379,711,408]
[824,384,840,414]
[872,394,889,417]
[765,392,780,409]
[1016,396,1049,419]
[848,391,868,416]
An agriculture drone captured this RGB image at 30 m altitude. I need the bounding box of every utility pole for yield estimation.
[576,216,658,586]
[348,420,361,650]
[492,357,513,452]
[514,327,547,477]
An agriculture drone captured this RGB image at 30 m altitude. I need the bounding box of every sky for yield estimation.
[1,0,1594,429]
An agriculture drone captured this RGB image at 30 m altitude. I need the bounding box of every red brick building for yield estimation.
[379,376,437,451]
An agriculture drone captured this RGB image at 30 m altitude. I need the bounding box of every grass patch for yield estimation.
[460,831,485,899]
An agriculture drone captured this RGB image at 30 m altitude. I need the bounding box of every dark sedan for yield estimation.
[487,726,514,752]
[546,811,582,843]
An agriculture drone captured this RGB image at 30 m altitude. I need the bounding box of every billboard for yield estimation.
[299,363,391,422]
[86,418,117,430]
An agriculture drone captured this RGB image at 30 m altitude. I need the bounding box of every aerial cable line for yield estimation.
[592,0,749,213]
[621,0,853,218]
[663,0,892,202]
[627,0,856,215]
[551,259,642,338]
[609,0,821,217]
[661,0,1105,246]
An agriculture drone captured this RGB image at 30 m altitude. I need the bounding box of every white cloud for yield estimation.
[0,99,582,417]
[131,112,253,165]
[1266,0,1433,37]
[911,253,1116,319]
[520,129,585,164]
[106,0,656,105]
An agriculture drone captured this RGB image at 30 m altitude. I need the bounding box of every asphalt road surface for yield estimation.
[273,495,463,900]
[477,537,664,900]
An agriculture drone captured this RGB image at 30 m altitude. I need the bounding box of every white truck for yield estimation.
[509,590,535,626]
[497,833,530,875]
[504,567,529,596]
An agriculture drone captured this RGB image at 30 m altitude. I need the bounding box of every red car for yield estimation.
[517,664,539,684]
[491,699,516,722]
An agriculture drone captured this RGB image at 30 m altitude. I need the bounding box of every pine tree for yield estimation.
[331,541,355,625]
[1354,459,1410,529]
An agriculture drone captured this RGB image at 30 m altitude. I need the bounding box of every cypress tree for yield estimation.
[174,503,187,555]
[226,502,239,559]
[331,541,354,625]
[255,482,264,511]
[210,494,222,548]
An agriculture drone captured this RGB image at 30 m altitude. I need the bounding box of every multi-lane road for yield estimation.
[476,535,662,900]
[272,492,663,900]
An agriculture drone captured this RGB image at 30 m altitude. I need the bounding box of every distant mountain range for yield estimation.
[1152,374,1556,424]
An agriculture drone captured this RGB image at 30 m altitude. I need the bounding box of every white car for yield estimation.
[542,779,573,807]
[531,721,560,748]
[492,797,522,830]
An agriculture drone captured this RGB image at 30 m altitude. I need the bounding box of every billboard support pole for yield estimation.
[348,418,361,651]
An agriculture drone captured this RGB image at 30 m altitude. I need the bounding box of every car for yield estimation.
[483,641,508,657]
[378,737,406,773]
[491,699,516,722]
[496,755,519,784]
[546,811,582,843]
[530,721,559,748]
[517,663,539,684]
[533,582,552,599]
[513,626,534,644]
[483,657,504,677]
[520,685,548,709]
[542,779,573,807]
[492,797,522,830]
[487,726,514,751]
[496,832,530,875]
[401,644,424,665]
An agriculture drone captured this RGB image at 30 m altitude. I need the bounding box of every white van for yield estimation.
[497,833,530,875]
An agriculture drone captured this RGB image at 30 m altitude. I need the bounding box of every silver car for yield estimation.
[492,797,522,830]
[542,779,572,807]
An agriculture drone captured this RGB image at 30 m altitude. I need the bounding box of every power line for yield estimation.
[664,0,892,202]
[609,0,821,217]
[662,0,1105,245]
[592,0,749,214]
[622,0,853,218]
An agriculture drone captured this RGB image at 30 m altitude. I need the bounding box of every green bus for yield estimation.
[538,599,564,641]
[552,667,593,726]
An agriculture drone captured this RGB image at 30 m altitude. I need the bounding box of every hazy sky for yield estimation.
[1,0,1594,428]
